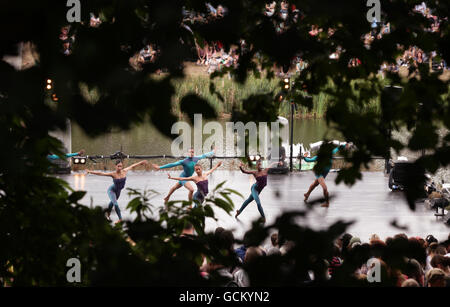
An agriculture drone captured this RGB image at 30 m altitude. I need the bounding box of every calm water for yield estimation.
[72,118,343,156]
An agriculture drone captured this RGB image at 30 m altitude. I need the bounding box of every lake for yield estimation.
[72,118,343,157]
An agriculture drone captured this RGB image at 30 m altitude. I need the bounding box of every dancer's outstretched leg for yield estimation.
[304,179,319,202]
[251,184,265,222]
[114,203,123,223]
[164,182,182,203]
[318,177,329,207]
[184,182,195,201]
[106,201,113,221]
[236,192,254,219]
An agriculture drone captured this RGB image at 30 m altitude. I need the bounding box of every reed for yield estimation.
[171,74,382,119]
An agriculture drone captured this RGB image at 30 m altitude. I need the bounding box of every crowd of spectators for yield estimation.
[378,2,447,75]
[58,14,102,56]
[194,41,239,74]
[182,3,228,24]
[59,26,75,56]
[57,2,447,77]
[414,1,444,33]
[182,3,239,74]
[89,13,102,28]
[183,1,448,76]
[196,225,450,287]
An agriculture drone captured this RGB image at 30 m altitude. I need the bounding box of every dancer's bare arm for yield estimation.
[124,160,148,171]
[263,161,280,173]
[239,162,257,175]
[205,161,222,176]
[167,173,197,182]
[86,170,115,177]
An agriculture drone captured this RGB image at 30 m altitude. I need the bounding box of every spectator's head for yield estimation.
[405,258,424,286]
[426,235,438,246]
[270,233,279,247]
[443,239,450,254]
[426,268,446,287]
[369,234,380,243]
[401,279,420,287]
[385,237,393,246]
[218,230,235,252]
[436,245,447,256]
[244,247,264,264]
[349,237,361,249]
[415,237,426,248]
[370,240,386,259]
[406,237,427,265]
[428,242,438,255]
[339,233,352,250]
[394,233,408,241]
[214,227,225,236]
[217,5,227,16]
[430,255,450,272]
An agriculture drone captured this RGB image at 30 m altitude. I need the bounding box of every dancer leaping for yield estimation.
[86,159,148,223]
[235,160,279,223]
[152,147,215,203]
[302,143,350,207]
[167,161,222,207]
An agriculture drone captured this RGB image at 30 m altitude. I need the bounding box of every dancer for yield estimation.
[47,149,85,160]
[152,147,215,203]
[167,161,222,207]
[86,159,148,223]
[235,160,279,223]
[302,143,350,207]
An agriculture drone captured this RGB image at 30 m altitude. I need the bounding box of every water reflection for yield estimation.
[74,173,86,191]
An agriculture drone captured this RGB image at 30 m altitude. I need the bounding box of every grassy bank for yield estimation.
[80,70,382,119]
[171,73,382,119]
[172,74,280,116]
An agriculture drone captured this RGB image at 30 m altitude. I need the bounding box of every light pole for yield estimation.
[282,77,295,172]
[289,100,294,172]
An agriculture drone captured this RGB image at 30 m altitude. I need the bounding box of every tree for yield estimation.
[0,0,448,285]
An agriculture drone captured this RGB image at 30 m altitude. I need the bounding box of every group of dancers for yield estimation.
[79,143,350,223]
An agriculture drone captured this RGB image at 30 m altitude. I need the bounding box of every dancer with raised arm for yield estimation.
[47,149,85,160]
[167,161,222,207]
[235,160,279,223]
[302,143,350,207]
[152,147,215,203]
[86,159,148,223]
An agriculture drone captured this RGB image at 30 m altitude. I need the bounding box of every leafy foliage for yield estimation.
[0,0,448,285]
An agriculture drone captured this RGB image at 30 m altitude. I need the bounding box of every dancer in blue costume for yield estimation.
[167,161,222,207]
[47,149,85,160]
[87,159,148,223]
[302,143,350,207]
[235,160,279,223]
[152,147,215,203]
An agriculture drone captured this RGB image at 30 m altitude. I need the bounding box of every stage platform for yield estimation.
[61,170,449,242]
